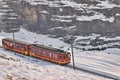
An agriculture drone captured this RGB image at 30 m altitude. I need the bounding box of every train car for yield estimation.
[2,38,71,64]
[29,44,71,64]
[2,38,30,55]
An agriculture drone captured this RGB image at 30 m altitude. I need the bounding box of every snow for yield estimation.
[74,50,120,76]
[97,0,120,9]
[76,13,114,22]
[40,11,49,14]
[103,48,120,55]
[1,0,120,79]
[69,26,76,29]
[0,28,69,50]
[0,28,120,80]
[75,33,101,41]
[51,15,75,23]
[115,13,120,16]
[51,18,72,22]
[24,0,119,22]
[73,33,120,51]
[0,53,110,80]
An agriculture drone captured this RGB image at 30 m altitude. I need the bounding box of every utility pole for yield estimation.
[70,37,75,70]
[13,31,16,55]
[1,0,23,55]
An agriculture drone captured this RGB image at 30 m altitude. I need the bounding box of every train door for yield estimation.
[24,45,29,55]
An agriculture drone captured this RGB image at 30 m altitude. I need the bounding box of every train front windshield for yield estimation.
[67,52,71,58]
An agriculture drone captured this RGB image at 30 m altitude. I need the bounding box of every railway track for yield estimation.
[65,65,120,80]
[0,46,120,80]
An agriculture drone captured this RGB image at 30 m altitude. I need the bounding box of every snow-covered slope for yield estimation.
[0,28,69,51]
[0,28,120,80]
[0,36,110,80]
[0,53,109,80]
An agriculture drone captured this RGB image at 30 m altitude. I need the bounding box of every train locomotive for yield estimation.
[2,38,71,64]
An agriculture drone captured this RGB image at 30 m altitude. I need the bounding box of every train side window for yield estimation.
[59,56,61,59]
[16,44,20,49]
[51,54,57,59]
[29,49,33,53]
[49,53,52,58]
[52,54,55,59]
[45,52,49,56]
[55,54,57,59]
[63,56,65,59]
[38,49,41,53]
[42,51,45,55]
[51,54,53,58]
[31,48,35,53]
[68,53,71,57]
[35,49,38,53]
[29,48,32,52]
[15,44,19,48]
[5,41,9,46]
[9,42,13,47]
[36,49,42,54]
[35,49,39,53]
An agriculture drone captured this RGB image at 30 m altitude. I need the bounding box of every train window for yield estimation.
[49,53,52,58]
[52,54,55,59]
[15,44,25,50]
[4,41,9,46]
[51,54,53,58]
[55,54,57,59]
[29,49,33,53]
[63,56,65,59]
[35,49,42,54]
[45,52,49,56]
[59,56,61,59]
[30,48,36,53]
[16,44,20,48]
[38,49,42,53]
[34,49,38,53]
[35,49,39,53]
[68,53,71,57]
[9,42,13,47]
[42,51,45,55]
[51,54,57,59]
[15,44,19,48]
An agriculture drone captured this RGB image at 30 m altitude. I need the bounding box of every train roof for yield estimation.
[30,44,66,54]
[3,38,30,45]
[3,38,67,54]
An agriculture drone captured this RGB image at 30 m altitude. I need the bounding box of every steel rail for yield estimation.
[65,64,120,80]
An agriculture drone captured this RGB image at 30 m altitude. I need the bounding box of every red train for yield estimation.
[2,38,71,64]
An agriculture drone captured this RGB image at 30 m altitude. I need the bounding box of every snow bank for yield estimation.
[0,52,109,80]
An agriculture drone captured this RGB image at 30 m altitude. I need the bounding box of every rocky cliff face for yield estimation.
[1,0,120,42]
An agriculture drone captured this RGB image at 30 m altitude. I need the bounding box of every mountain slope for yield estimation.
[1,0,120,38]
